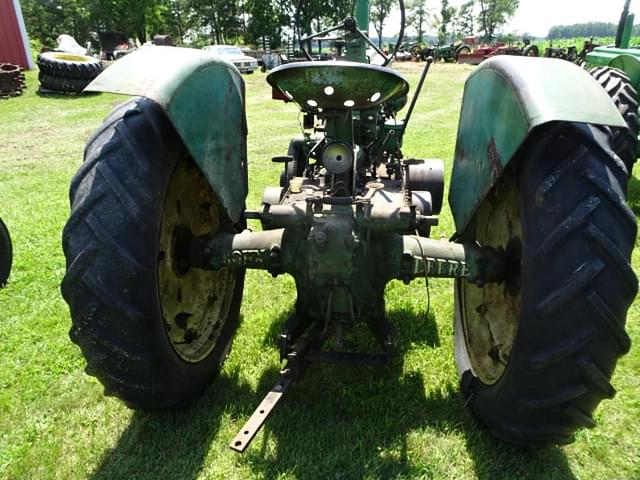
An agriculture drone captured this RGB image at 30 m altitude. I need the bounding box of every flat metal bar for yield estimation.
[229,372,295,453]
[403,58,433,129]
[354,28,388,60]
[300,24,344,43]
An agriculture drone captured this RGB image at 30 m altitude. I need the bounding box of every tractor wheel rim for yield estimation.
[158,155,237,363]
[460,171,523,385]
[46,53,93,63]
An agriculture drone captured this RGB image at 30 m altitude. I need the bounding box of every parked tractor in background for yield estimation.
[544,38,600,65]
[456,39,538,65]
[578,37,600,65]
[544,41,579,62]
[585,0,640,173]
[60,0,637,452]
[422,40,471,62]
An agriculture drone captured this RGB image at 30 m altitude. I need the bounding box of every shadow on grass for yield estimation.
[90,307,578,480]
[242,307,577,479]
[89,370,264,480]
[245,371,577,480]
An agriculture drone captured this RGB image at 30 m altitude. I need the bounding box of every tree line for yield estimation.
[548,21,640,40]
[405,0,519,45]
[21,0,520,51]
[21,0,353,49]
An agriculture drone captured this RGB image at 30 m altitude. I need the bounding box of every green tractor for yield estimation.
[423,41,470,63]
[61,0,637,450]
[586,0,640,172]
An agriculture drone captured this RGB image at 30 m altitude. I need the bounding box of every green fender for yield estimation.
[449,56,627,234]
[86,46,248,224]
[609,54,640,89]
[586,48,640,89]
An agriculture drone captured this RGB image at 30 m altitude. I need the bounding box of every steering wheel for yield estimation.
[295,0,405,67]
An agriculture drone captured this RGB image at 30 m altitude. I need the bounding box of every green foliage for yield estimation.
[246,0,288,47]
[88,0,167,43]
[20,0,187,46]
[548,22,619,40]
[547,22,640,40]
[439,0,456,43]
[455,1,475,38]
[188,0,243,45]
[528,36,640,56]
[20,0,354,50]
[371,0,396,47]
[406,0,429,44]
[20,0,92,46]
[477,0,518,42]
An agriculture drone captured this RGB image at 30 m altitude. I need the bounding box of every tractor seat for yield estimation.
[267,61,409,110]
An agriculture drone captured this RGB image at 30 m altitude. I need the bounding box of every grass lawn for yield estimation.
[0,60,638,480]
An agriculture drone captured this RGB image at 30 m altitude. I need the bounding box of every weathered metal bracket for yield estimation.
[229,367,297,453]
[195,228,507,287]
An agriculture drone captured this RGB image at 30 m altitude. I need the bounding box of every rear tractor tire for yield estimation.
[61,97,245,410]
[455,122,636,446]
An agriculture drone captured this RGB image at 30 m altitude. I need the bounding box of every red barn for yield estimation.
[0,0,34,69]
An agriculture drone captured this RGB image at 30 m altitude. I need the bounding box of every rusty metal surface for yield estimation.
[267,61,409,110]
[229,372,295,453]
[457,170,522,385]
[0,63,25,97]
[449,56,626,234]
[87,46,248,224]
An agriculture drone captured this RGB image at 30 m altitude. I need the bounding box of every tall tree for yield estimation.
[477,0,518,42]
[22,0,91,46]
[87,0,167,43]
[371,0,394,47]
[439,0,456,43]
[455,0,475,38]
[246,0,288,46]
[187,0,242,44]
[406,0,429,43]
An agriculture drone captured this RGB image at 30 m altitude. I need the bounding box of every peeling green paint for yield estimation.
[449,56,626,234]
[86,46,248,224]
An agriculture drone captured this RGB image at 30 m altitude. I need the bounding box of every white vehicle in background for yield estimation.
[202,45,258,74]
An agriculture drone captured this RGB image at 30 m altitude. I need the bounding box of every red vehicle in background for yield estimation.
[456,36,539,65]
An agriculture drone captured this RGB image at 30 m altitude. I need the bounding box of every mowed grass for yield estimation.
[0,60,639,480]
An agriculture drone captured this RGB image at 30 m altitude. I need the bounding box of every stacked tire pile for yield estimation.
[37,52,103,94]
[0,63,26,98]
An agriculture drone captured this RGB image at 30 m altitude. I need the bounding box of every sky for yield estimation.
[382,0,638,38]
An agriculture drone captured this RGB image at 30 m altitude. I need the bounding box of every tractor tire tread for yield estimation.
[577,358,616,399]
[62,98,243,410]
[589,67,639,173]
[564,404,597,428]
[37,52,103,79]
[38,73,90,93]
[458,122,636,447]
